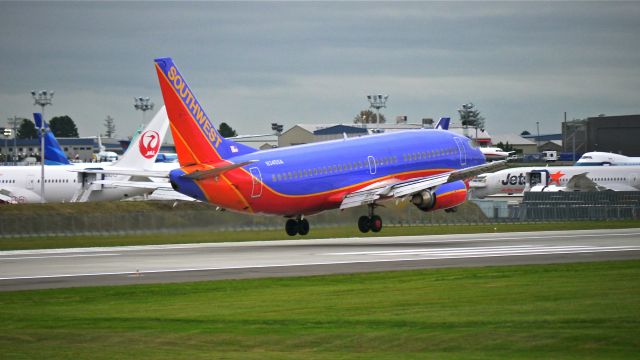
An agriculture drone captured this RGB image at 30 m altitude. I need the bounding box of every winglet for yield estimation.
[33,113,71,165]
[435,117,450,130]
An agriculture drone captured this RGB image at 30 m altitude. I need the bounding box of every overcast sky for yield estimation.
[1,1,639,139]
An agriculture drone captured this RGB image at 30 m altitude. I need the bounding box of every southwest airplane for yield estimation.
[0,108,169,203]
[145,57,503,235]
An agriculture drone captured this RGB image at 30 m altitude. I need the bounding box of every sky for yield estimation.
[1,1,639,139]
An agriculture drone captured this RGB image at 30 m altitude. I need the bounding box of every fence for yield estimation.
[0,193,638,238]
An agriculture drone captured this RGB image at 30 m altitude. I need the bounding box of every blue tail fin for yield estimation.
[34,113,71,165]
[435,117,450,130]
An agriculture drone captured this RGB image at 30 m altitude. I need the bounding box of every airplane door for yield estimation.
[368,156,377,175]
[26,174,35,190]
[249,167,262,198]
[454,138,467,166]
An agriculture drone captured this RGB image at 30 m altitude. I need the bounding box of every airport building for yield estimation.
[563,114,640,156]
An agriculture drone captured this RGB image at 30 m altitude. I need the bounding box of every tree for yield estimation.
[49,116,79,137]
[17,119,37,139]
[104,116,116,138]
[520,130,531,136]
[218,122,237,138]
[353,109,386,124]
[458,103,485,130]
[495,141,515,152]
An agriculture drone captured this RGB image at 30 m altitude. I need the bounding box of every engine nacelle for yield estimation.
[411,190,435,210]
[412,180,468,212]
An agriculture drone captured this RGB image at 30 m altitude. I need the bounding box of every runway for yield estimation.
[2,228,640,291]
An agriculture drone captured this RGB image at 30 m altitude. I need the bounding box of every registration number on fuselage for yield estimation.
[265,160,284,166]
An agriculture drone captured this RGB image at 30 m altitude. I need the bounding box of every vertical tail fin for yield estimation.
[112,106,168,169]
[33,112,71,165]
[435,117,450,130]
[154,57,256,166]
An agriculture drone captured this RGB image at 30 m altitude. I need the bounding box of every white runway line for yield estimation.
[0,253,121,261]
[323,245,640,256]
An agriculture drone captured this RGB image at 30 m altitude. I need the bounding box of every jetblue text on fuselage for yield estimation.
[501,173,526,186]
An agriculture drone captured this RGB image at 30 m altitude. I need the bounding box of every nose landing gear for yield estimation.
[285,216,310,236]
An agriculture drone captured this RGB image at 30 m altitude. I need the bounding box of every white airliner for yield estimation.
[575,152,640,166]
[479,147,514,161]
[0,107,169,204]
[469,166,640,198]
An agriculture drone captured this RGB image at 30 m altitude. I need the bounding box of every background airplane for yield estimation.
[0,108,168,204]
[34,114,71,166]
[479,147,515,161]
[149,57,504,235]
[469,165,640,198]
[575,152,640,166]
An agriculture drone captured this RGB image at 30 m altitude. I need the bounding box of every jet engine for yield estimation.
[411,180,468,212]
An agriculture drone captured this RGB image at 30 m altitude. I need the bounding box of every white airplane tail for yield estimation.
[112,106,168,169]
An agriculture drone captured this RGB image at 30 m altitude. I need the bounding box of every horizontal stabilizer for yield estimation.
[181,160,258,180]
[92,180,173,190]
[71,168,170,178]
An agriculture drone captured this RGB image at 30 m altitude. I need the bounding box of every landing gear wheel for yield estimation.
[298,218,310,236]
[370,215,383,233]
[285,219,298,236]
[358,216,371,233]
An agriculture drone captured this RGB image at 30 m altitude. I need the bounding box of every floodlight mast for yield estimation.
[134,97,154,127]
[31,90,54,204]
[366,94,388,130]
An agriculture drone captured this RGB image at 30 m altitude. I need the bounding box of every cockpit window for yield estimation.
[468,139,479,148]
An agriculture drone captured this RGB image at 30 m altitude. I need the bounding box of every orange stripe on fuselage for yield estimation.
[218,168,451,216]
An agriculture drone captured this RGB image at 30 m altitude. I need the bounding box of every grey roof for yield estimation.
[491,134,537,146]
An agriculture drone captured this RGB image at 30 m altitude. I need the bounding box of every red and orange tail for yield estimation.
[154,57,256,166]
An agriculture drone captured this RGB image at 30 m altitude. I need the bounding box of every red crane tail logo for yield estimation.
[139,130,160,159]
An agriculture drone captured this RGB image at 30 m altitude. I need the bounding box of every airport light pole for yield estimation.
[31,90,54,203]
[134,97,154,127]
[2,128,10,163]
[7,116,23,162]
[367,94,388,129]
[536,121,540,151]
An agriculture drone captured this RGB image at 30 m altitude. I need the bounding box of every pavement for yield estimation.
[1,228,640,291]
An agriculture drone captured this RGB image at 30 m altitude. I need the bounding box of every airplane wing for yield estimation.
[0,187,41,204]
[564,173,600,192]
[340,160,507,209]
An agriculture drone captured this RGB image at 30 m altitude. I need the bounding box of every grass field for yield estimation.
[1,260,639,359]
[1,220,638,251]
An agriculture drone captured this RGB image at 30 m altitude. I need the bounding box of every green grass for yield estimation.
[1,260,639,359]
[1,220,639,251]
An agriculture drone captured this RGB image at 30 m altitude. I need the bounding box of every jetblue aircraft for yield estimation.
[140,57,504,235]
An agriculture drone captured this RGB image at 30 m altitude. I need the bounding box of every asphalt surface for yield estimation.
[1,228,640,291]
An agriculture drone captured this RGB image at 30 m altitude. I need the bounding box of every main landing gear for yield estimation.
[358,204,383,233]
[285,216,309,236]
